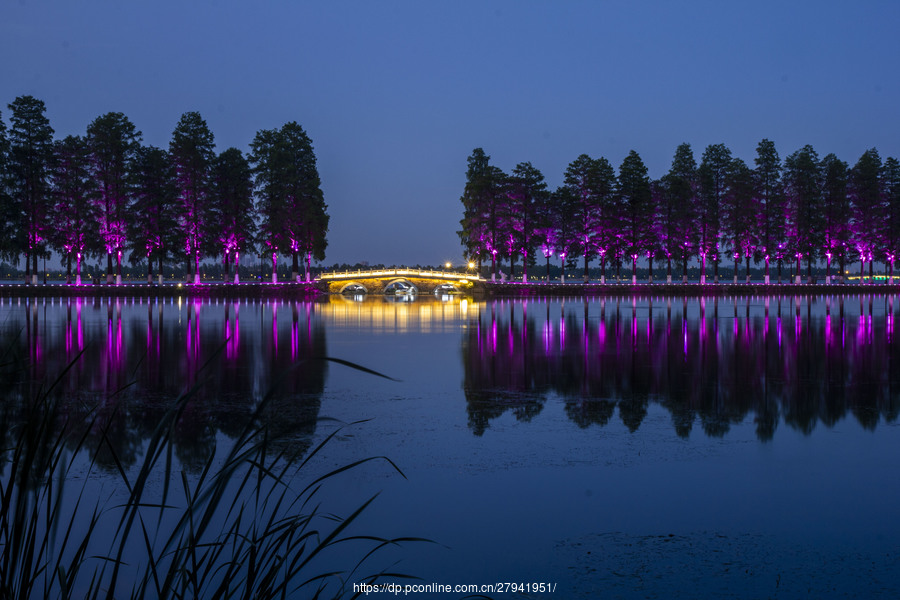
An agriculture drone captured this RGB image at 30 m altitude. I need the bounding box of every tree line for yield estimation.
[0,95,328,285]
[459,142,900,284]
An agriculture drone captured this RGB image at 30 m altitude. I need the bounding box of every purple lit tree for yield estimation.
[698,144,732,283]
[211,147,255,283]
[506,162,547,282]
[129,145,180,284]
[533,180,558,280]
[457,148,506,279]
[50,135,97,284]
[849,148,883,283]
[753,139,785,284]
[663,143,699,283]
[280,123,327,281]
[563,154,615,282]
[617,150,652,284]
[7,95,55,285]
[880,157,900,283]
[86,112,141,285]
[783,145,823,283]
[552,186,579,282]
[820,153,850,284]
[722,158,756,283]
[249,122,327,282]
[170,111,215,284]
[648,179,668,283]
[0,109,13,264]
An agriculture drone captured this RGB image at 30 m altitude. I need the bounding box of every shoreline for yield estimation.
[0,279,898,299]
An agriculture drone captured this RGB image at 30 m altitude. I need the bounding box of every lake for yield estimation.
[2,293,899,598]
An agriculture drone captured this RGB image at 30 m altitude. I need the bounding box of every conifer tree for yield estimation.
[7,95,55,284]
[86,111,141,284]
[698,144,732,283]
[170,111,215,284]
[820,153,850,283]
[617,150,652,284]
[50,135,96,284]
[784,145,823,283]
[849,148,883,282]
[753,139,785,283]
[129,145,179,284]
[212,147,255,283]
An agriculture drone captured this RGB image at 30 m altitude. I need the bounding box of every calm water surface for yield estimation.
[2,294,899,598]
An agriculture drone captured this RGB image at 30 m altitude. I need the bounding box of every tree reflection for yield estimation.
[463,296,900,440]
[0,297,326,471]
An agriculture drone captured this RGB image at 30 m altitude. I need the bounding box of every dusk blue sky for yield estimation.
[3,1,899,267]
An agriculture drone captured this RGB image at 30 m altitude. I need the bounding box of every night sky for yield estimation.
[2,1,899,267]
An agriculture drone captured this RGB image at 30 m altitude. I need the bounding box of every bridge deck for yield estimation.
[318,268,481,282]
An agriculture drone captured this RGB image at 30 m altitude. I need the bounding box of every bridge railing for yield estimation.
[317,268,482,282]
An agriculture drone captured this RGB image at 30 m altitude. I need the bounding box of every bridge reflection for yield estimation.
[463,296,900,439]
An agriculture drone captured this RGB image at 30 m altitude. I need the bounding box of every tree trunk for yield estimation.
[223,252,230,283]
[66,254,72,284]
[745,255,751,284]
[107,253,113,284]
[148,254,154,284]
[292,251,299,281]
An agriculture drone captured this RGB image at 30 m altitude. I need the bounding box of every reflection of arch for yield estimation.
[339,282,368,295]
[383,279,418,295]
[433,283,460,296]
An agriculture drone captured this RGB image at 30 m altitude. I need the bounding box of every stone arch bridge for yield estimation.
[317,268,481,295]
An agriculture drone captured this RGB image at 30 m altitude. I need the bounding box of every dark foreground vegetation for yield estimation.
[0,349,420,599]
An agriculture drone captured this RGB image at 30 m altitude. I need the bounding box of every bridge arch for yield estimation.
[383,279,418,295]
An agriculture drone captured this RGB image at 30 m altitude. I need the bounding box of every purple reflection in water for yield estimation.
[464,295,900,440]
[272,302,278,357]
